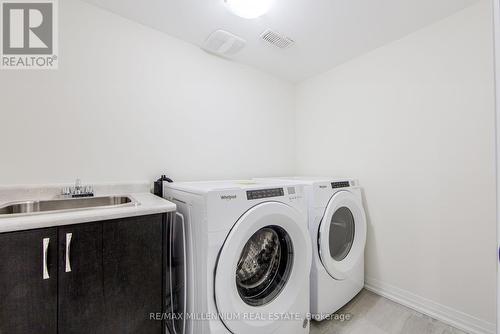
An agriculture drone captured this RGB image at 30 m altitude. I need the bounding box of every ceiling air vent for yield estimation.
[203,30,246,57]
[261,30,294,49]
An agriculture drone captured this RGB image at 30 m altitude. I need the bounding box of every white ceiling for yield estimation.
[82,0,479,82]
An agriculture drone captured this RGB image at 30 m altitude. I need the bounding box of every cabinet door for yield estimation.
[0,228,57,334]
[58,223,105,334]
[102,214,163,334]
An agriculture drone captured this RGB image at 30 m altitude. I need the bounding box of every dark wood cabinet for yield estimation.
[0,214,167,334]
[102,215,163,334]
[0,228,58,334]
[58,222,106,334]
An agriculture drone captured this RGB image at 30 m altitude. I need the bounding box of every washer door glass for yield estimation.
[329,207,355,261]
[236,225,293,307]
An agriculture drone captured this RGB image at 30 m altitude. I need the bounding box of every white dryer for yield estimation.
[164,180,312,334]
[255,177,367,320]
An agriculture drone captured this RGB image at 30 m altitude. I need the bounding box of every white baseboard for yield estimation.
[364,277,496,334]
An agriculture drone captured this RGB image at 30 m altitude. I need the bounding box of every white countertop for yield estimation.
[0,183,176,233]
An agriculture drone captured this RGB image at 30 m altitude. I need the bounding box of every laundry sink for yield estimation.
[0,196,137,217]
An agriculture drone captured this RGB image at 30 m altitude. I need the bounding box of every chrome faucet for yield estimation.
[62,178,94,198]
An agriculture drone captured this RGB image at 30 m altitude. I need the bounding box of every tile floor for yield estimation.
[310,289,468,334]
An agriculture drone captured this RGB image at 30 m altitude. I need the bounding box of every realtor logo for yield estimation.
[1,0,58,69]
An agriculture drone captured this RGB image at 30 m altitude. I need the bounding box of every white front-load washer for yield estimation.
[164,180,312,334]
[255,177,367,320]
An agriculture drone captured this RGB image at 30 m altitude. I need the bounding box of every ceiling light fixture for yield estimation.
[224,0,274,19]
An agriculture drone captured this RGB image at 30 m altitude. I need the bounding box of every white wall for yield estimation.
[0,0,296,185]
[295,1,496,332]
[493,0,500,331]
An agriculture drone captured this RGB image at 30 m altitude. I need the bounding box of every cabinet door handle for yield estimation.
[65,233,72,273]
[42,238,50,280]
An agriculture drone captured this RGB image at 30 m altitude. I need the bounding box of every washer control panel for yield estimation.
[247,188,284,200]
[331,181,350,189]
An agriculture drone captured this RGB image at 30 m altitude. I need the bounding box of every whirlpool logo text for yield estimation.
[220,195,237,200]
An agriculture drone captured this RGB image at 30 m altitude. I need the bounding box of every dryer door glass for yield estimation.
[235,225,293,306]
[329,207,355,261]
